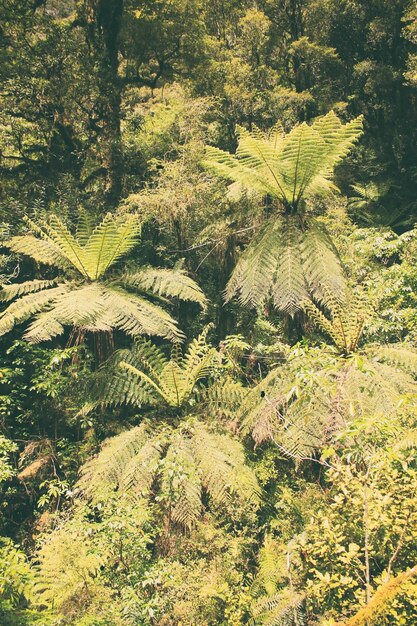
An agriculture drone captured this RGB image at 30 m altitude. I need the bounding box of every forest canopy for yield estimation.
[1,1,417,625]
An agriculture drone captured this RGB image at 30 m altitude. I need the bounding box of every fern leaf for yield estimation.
[191,423,261,508]
[84,213,141,279]
[124,267,207,309]
[0,279,57,302]
[39,215,90,278]
[301,220,346,305]
[226,218,283,307]
[161,432,202,529]
[78,424,160,500]
[0,285,67,337]
[100,286,184,341]
[271,216,308,316]
[5,235,68,268]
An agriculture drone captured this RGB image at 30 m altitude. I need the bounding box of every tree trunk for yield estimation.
[84,0,124,207]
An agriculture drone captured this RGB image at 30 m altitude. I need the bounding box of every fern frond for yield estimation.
[312,111,364,181]
[101,327,218,409]
[38,215,90,278]
[84,213,141,279]
[301,220,346,304]
[280,121,330,202]
[0,279,57,302]
[76,421,260,530]
[271,217,308,316]
[226,218,283,307]
[204,111,362,207]
[191,423,261,508]
[78,423,163,501]
[255,536,288,596]
[100,286,183,341]
[101,341,168,407]
[22,284,110,343]
[119,434,164,500]
[161,432,202,529]
[5,235,68,268]
[303,286,368,354]
[251,589,305,626]
[203,146,278,197]
[0,285,67,337]
[124,267,207,309]
[205,376,247,418]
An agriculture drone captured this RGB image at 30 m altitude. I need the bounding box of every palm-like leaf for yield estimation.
[1,213,206,342]
[123,266,207,310]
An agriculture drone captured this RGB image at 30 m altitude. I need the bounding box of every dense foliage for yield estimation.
[1,1,417,625]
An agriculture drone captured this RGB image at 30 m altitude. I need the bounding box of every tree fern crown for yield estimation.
[0,213,206,342]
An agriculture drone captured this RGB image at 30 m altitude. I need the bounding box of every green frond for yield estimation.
[160,432,202,530]
[280,121,329,202]
[5,235,68,268]
[123,266,207,309]
[78,423,164,501]
[205,376,247,418]
[23,284,110,343]
[226,216,309,315]
[76,421,260,530]
[103,340,168,406]
[101,327,218,409]
[226,218,282,307]
[226,216,346,315]
[251,590,305,626]
[303,286,368,354]
[271,217,308,316]
[203,145,278,197]
[118,434,164,500]
[75,208,94,244]
[301,220,346,305]
[100,286,184,341]
[83,212,141,279]
[0,285,67,337]
[0,279,57,302]
[239,342,417,459]
[191,422,261,508]
[312,111,364,177]
[204,111,363,207]
[120,361,175,405]
[37,215,90,278]
[255,536,288,596]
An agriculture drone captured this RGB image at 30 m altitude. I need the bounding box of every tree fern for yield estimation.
[204,112,363,314]
[78,420,260,530]
[101,326,220,409]
[303,286,369,354]
[1,213,206,343]
[238,334,417,459]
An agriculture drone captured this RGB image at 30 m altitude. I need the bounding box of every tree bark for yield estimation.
[84,0,124,207]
